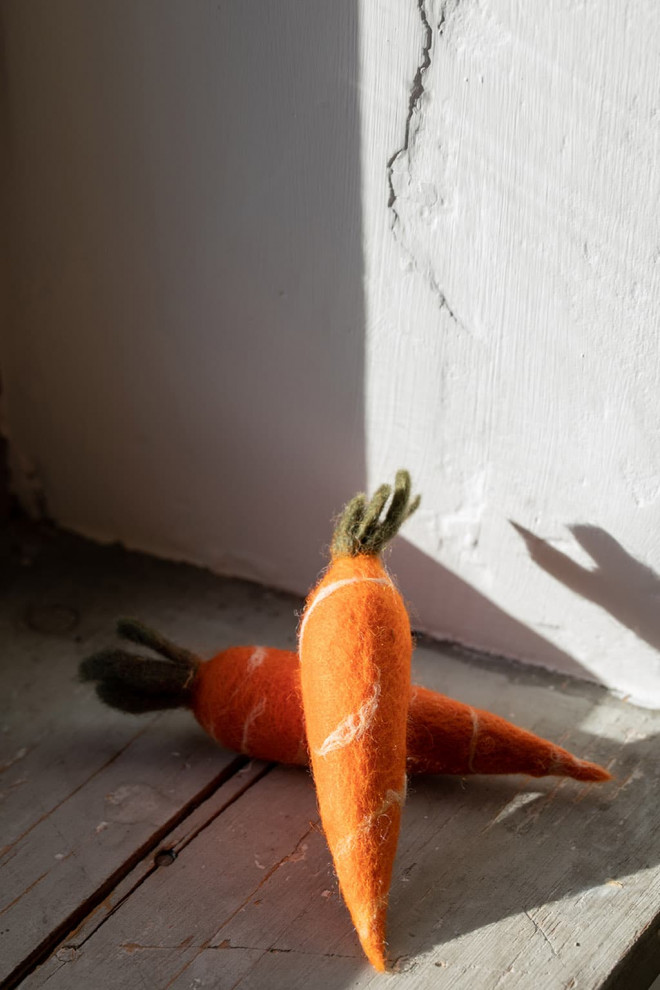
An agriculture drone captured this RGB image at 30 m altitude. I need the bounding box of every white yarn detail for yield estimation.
[334,778,407,860]
[315,678,381,757]
[298,576,392,649]
[247,646,267,673]
[241,698,266,751]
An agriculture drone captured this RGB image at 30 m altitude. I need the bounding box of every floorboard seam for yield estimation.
[4,756,256,990]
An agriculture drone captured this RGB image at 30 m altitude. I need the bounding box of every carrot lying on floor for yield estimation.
[80,620,611,783]
[298,470,419,971]
[80,619,611,781]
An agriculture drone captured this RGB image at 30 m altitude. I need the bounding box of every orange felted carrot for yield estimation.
[298,470,419,971]
[80,620,611,784]
[404,686,610,781]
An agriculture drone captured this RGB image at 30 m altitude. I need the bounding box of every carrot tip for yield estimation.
[363,941,387,972]
[568,760,612,782]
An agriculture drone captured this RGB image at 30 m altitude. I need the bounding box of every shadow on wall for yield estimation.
[511,523,660,656]
[393,538,595,683]
[0,1,366,592]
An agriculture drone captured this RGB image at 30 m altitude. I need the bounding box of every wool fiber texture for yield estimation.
[299,553,412,972]
[405,687,610,780]
[192,647,608,781]
[193,646,307,765]
[82,624,610,784]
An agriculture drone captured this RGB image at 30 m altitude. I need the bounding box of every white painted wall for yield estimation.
[2,1,659,706]
[359,0,660,707]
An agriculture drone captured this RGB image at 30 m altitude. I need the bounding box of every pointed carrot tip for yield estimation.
[357,921,388,972]
[583,764,613,783]
[363,941,387,972]
[567,759,612,782]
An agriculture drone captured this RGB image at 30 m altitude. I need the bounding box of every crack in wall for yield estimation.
[386,0,465,329]
[386,0,433,213]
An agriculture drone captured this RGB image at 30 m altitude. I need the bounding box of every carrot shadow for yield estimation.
[512,523,660,655]
[390,726,660,981]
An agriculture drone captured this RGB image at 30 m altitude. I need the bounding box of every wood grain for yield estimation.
[2,527,659,989]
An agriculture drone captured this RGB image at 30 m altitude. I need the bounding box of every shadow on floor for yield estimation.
[390,725,660,970]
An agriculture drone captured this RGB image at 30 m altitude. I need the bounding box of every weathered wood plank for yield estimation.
[3,525,660,989]
[53,759,271,953]
[11,760,271,990]
[23,768,329,989]
[0,725,247,986]
[0,525,297,849]
[24,698,660,989]
[0,525,299,986]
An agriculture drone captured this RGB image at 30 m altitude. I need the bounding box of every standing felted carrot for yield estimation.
[298,470,419,971]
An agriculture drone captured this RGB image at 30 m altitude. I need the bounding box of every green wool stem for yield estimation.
[80,621,201,714]
[331,469,420,557]
[79,648,198,713]
[116,617,200,669]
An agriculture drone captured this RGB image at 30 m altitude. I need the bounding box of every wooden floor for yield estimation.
[2,522,659,990]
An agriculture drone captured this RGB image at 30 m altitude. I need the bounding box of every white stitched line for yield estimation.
[334,779,407,860]
[356,898,387,943]
[467,707,479,772]
[247,646,267,673]
[315,678,381,757]
[241,698,266,751]
[375,783,406,818]
[299,576,392,648]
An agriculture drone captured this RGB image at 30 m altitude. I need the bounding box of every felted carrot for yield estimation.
[298,470,419,971]
[403,685,610,780]
[80,620,611,784]
[81,620,310,766]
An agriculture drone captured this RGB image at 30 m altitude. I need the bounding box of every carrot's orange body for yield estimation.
[193,645,308,766]
[404,685,609,781]
[299,552,412,971]
[191,644,609,784]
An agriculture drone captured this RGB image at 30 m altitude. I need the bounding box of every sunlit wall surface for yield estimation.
[360,0,660,705]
